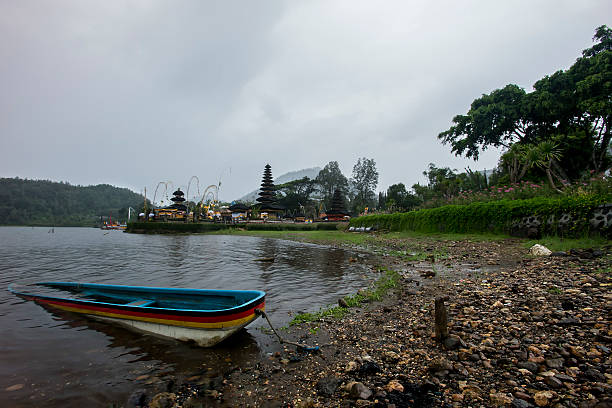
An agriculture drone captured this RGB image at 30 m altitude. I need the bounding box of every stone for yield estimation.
[358,361,381,375]
[383,351,400,362]
[545,358,564,369]
[346,361,359,372]
[349,382,372,400]
[126,389,148,407]
[511,399,532,408]
[427,357,453,373]
[316,376,341,397]
[5,384,24,392]
[517,361,539,373]
[514,392,531,401]
[451,393,464,402]
[385,380,404,393]
[544,376,563,388]
[444,335,461,350]
[462,384,483,399]
[533,391,554,407]
[149,392,176,408]
[529,244,552,256]
[490,392,513,406]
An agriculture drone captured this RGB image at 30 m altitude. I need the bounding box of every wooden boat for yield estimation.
[9,282,265,347]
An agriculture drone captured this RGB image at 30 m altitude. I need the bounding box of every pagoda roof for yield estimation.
[229,203,250,211]
[259,203,285,211]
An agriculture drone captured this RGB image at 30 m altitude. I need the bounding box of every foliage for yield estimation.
[438,26,612,178]
[350,194,610,237]
[275,177,317,217]
[289,268,400,326]
[524,235,610,252]
[316,161,349,211]
[410,163,491,205]
[0,178,147,226]
[350,157,379,213]
[378,183,421,212]
[417,173,611,208]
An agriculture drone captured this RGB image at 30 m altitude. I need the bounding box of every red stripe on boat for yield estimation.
[38,298,265,323]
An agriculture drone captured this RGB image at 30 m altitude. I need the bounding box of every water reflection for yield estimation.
[0,227,372,408]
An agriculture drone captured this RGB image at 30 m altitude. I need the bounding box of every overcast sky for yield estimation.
[1,1,609,202]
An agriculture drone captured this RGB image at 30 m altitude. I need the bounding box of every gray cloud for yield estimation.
[1,0,609,201]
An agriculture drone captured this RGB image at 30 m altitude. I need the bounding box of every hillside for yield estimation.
[236,167,321,203]
[0,178,146,227]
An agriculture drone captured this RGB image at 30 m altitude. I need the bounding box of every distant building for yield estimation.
[254,164,284,220]
[325,189,350,221]
[154,189,188,221]
[229,202,250,221]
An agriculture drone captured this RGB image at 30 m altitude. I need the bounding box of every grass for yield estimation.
[288,267,400,326]
[524,235,610,252]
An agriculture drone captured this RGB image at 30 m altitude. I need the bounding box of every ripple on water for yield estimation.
[0,227,373,407]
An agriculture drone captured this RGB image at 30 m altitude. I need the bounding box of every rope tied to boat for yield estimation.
[255,309,319,352]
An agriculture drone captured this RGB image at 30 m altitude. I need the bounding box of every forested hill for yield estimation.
[0,178,146,226]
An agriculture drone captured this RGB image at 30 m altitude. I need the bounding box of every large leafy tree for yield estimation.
[275,177,317,215]
[571,26,612,172]
[385,183,421,211]
[350,157,378,212]
[439,26,611,177]
[438,84,531,160]
[315,161,349,210]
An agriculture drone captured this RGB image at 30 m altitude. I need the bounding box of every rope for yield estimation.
[255,309,319,352]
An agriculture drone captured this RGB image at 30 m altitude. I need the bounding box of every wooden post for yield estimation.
[435,296,449,341]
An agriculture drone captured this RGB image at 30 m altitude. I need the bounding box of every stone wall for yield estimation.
[510,203,611,238]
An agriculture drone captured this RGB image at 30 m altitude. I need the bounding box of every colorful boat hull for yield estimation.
[9,282,266,347]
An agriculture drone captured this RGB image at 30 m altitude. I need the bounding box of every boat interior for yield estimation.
[14,282,262,311]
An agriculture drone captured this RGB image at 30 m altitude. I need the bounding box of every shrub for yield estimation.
[350,195,610,237]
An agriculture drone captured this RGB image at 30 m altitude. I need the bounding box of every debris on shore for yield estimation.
[138,238,611,407]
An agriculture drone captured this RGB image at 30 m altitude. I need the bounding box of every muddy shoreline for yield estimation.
[134,235,610,408]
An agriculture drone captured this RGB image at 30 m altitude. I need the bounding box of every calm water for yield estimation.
[0,227,373,407]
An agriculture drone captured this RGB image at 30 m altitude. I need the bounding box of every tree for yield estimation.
[350,157,379,212]
[571,31,612,172]
[438,84,530,160]
[582,25,612,58]
[315,161,349,210]
[439,26,611,177]
[276,177,317,215]
[412,163,463,203]
[386,183,421,212]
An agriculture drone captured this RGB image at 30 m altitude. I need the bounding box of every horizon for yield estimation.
[1,1,609,201]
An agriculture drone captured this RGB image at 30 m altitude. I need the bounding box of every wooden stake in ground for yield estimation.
[435,296,449,341]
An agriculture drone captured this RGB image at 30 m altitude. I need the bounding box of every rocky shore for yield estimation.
[139,236,611,408]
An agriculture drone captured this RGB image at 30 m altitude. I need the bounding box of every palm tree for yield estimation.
[533,141,564,192]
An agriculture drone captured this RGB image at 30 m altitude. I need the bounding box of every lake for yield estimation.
[0,227,373,407]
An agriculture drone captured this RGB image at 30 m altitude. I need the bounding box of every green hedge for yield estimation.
[244,223,339,231]
[349,196,609,237]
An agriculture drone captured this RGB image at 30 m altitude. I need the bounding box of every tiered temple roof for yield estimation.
[169,189,187,211]
[256,164,284,212]
[327,189,349,217]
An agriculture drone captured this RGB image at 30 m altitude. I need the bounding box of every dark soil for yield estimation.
[141,236,611,408]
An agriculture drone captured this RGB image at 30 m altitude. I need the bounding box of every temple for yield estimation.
[154,189,188,221]
[325,189,350,221]
[255,164,284,220]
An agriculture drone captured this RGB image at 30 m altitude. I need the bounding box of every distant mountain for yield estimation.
[236,167,321,203]
[0,178,147,226]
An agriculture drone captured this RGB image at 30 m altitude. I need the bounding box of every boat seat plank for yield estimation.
[126,299,156,307]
